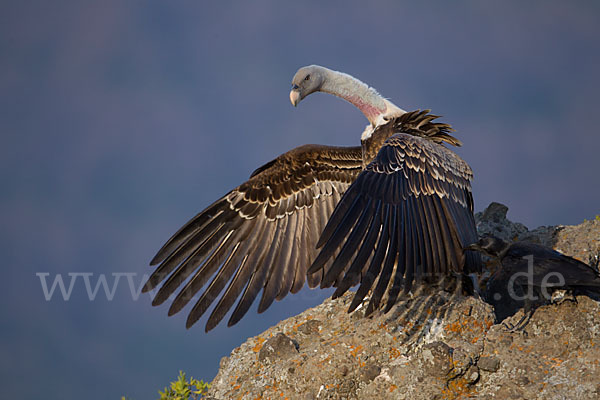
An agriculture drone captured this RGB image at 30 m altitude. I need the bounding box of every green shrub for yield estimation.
[158,371,210,400]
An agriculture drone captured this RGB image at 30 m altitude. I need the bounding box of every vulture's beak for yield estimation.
[290,85,300,107]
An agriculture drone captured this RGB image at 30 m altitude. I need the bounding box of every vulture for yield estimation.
[467,236,600,329]
[145,65,481,331]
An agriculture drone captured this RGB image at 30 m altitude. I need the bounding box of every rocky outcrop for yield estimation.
[207,203,600,399]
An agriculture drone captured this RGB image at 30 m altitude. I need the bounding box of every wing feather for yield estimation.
[333,199,382,298]
[312,132,481,315]
[366,204,399,316]
[348,204,390,313]
[147,144,362,330]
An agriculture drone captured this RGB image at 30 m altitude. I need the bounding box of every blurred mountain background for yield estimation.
[1,1,599,399]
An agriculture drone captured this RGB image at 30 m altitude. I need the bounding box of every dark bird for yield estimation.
[145,65,480,331]
[467,236,600,329]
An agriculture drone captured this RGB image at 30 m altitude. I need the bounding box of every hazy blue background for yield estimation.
[2,1,599,399]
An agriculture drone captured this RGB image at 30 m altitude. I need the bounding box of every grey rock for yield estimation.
[421,341,453,377]
[448,347,474,378]
[360,363,381,383]
[478,356,500,372]
[257,333,298,363]
[464,365,480,384]
[207,204,600,400]
[297,319,321,335]
[475,202,528,241]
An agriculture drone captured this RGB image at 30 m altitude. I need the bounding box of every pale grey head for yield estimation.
[289,65,404,131]
[289,65,328,106]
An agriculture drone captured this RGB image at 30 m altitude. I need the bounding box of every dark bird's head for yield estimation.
[290,65,327,106]
[465,236,510,259]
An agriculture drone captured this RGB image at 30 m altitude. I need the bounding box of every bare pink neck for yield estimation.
[346,94,386,123]
[318,68,388,125]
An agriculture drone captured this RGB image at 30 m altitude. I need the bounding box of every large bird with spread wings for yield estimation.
[145,65,481,331]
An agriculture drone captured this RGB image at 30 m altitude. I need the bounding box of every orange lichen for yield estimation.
[252,337,266,353]
[318,355,331,366]
[378,322,389,330]
[349,344,363,358]
[444,321,465,333]
[441,377,475,399]
[484,317,494,330]
[389,347,402,359]
[443,314,490,340]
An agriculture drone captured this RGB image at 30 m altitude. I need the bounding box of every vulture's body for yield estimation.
[146,65,481,331]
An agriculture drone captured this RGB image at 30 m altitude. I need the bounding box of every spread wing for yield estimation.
[145,144,362,331]
[309,133,481,315]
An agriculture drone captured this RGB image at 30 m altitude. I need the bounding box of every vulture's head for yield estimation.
[290,65,326,106]
[465,236,510,259]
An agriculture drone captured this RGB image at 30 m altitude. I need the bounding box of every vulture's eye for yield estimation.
[304,74,311,81]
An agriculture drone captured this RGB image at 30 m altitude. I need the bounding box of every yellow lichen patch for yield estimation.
[228,375,239,386]
[378,322,389,331]
[444,321,465,334]
[290,358,303,367]
[289,316,315,333]
[389,347,402,359]
[252,337,266,353]
[318,355,331,366]
[550,357,564,367]
[349,344,363,358]
[441,377,475,399]
[483,317,494,330]
[444,315,490,341]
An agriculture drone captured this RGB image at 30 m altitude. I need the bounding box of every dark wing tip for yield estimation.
[141,280,152,294]
[151,292,168,307]
[149,253,163,267]
[168,300,184,316]
[205,315,221,332]
[186,312,200,330]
